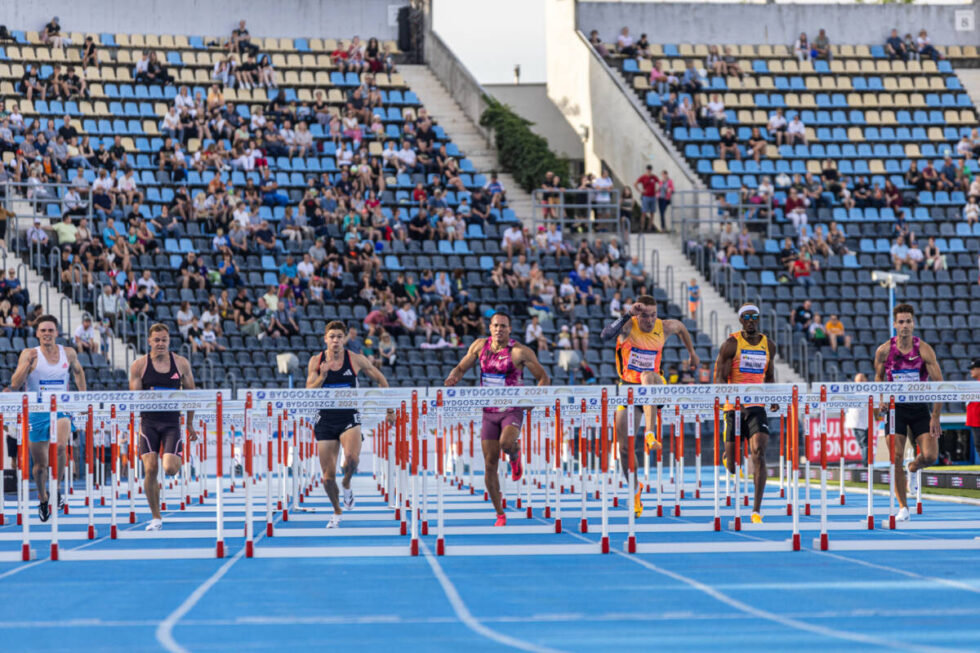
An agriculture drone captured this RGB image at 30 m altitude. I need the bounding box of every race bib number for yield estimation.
[739,349,768,375]
[626,347,658,372]
[891,369,921,383]
[481,373,507,387]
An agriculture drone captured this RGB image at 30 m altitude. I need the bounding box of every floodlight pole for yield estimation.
[871,270,910,337]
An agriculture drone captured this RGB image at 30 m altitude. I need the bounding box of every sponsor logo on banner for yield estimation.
[807,417,862,463]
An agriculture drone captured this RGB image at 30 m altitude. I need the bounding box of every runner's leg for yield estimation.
[339,426,362,490]
[892,433,909,509]
[908,431,938,474]
[749,430,769,513]
[30,442,50,503]
[317,440,341,515]
[142,452,162,519]
[483,438,504,516]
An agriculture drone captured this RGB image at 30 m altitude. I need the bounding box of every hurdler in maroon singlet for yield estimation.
[478,338,524,441]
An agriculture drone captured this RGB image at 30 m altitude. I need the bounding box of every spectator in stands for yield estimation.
[719,127,740,162]
[625,255,646,291]
[920,160,938,191]
[791,252,812,286]
[737,226,755,256]
[96,283,123,327]
[704,94,727,128]
[746,127,767,164]
[782,187,807,234]
[524,315,546,355]
[922,237,947,272]
[720,46,742,78]
[19,65,45,101]
[656,170,674,229]
[904,160,924,192]
[767,109,788,147]
[808,313,829,347]
[824,314,852,351]
[588,30,609,58]
[786,114,806,145]
[41,16,66,49]
[793,32,810,62]
[963,196,980,227]
[484,173,507,209]
[706,45,723,76]
[179,252,208,290]
[908,239,925,270]
[72,314,98,354]
[501,223,525,260]
[938,155,957,192]
[916,29,943,61]
[82,35,100,68]
[634,165,660,232]
[681,60,704,94]
[891,236,914,271]
[793,300,813,333]
[885,29,908,61]
[231,20,260,56]
[812,29,831,60]
[616,27,636,57]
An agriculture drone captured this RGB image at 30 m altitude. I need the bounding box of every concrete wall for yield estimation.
[483,84,584,160]
[579,1,979,46]
[546,0,697,189]
[424,30,490,140]
[0,0,405,39]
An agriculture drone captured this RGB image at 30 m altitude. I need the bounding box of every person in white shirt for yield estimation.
[787,116,807,145]
[73,315,98,353]
[768,108,788,146]
[396,302,417,332]
[593,171,614,205]
[501,224,525,259]
[381,142,399,167]
[705,94,726,127]
[175,86,194,113]
[843,373,871,463]
[524,315,546,352]
[134,52,150,80]
[116,168,141,206]
[162,107,181,140]
[395,140,417,173]
[571,321,589,354]
[336,143,354,167]
[963,197,979,226]
[136,269,160,299]
[297,253,315,280]
[609,291,623,318]
[250,107,267,132]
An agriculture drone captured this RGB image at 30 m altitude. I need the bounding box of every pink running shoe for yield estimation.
[510,456,523,482]
[494,514,507,527]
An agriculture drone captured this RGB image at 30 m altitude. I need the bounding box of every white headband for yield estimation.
[738,304,761,318]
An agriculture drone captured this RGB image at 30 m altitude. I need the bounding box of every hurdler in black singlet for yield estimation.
[314,349,360,442]
[138,353,184,456]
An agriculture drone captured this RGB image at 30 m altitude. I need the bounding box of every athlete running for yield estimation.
[129,323,197,531]
[307,320,389,529]
[873,303,943,522]
[445,312,549,526]
[601,294,700,517]
[8,315,87,521]
[714,304,777,524]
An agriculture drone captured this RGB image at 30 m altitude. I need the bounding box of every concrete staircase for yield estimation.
[4,198,132,373]
[955,68,980,110]
[398,65,535,220]
[634,232,805,385]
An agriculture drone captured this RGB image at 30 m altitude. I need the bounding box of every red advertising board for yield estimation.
[807,417,863,463]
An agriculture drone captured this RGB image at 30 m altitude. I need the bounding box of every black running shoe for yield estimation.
[58,494,66,511]
[38,501,51,522]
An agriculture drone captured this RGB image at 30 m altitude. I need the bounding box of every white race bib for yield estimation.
[626,347,658,372]
[891,369,921,383]
[481,372,507,387]
[739,349,768,375]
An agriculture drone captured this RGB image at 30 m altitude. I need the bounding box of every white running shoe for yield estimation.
[907,465,919,496]
[896,507,910,522]
[326,513,342,529]
[145,518,163,531]
[342,488,355,511]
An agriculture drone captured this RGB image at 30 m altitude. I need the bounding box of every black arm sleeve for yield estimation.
[600,314,631,341]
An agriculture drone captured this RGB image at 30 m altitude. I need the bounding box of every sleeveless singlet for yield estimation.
[479,338,522,413]
[141,353,182,426]
[615,317,666,384]
[26,345,70,399]
[726,332,770,408]
[883,337,928,383]
[317,349,358,423]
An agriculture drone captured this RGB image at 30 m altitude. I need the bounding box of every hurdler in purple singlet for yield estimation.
[478,338,524,441]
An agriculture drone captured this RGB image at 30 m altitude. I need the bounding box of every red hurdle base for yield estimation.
[554,519,562,533]
[216,541,225,558]
[792,533,801,551]
[713,517,721,531]
[246,541,253,558]
[819,533,829,550]
[580,518,588,533]
[88,525,95,539]
[50,543,59,561]
[436,538,445,555]
[867,515,874,530]
[601,536,609,554]
[21,543,31,561]
[111,525,117,539]
[627,535,636,554]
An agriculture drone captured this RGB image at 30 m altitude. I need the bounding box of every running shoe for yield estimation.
[58,494,66,511]
[510,456,523,482]
[634,488,644,518]
[896,506,910,522]
[493,514,507,527]
[751,512,763,524]
[326,513,342,529]
[343,487,355,511]
[145,518,163,531]
[38,500,50,523]
[907,464,919,497]
[644,432,662,451]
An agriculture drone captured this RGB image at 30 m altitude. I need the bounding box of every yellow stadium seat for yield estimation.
[839,45,855,58]
[869,160,885,175]
[892,78,907,91]
[799,93,816,107]
[67,49,81,63]
[693,44,708,57]
[837,77,852,91]
[225,88,239,102]
[820,77,836,90]
[88,83,104,98]
[960,109,975,123]
[678,44,694,57]
[93,101,109,115]
[160,35,174,48]
[805,126,817,142]
[648,44,663,57]
[79,101,93,115]
[724,92,739,106]
[20,100,34,115]
[283,70,300,85]
[758,76,774,90]
[26,31,41,45]
[806,160,822,174]
[782,59,799,74]
[315,71,332,86]
[390,72,405,86]
[773,45,789,58]
[639,59,652,73]
[5,46,19,60]
[738,92,754,106]
[174,35,189,48]
[757,45,773,57]
[368,141,383,156]
[316,54,333,69]
[752,109,767,123]
[864,110,882,125]
[847,127,864,141]
[297,88,312,102]
[51,48,66,62]
[272,54,288,68]
[769,60,783,74]
[944,109,961,124]
[0,81,13,95]
[116,68,131,82]
[737,109,753,123]
[194,69,209,83]
[927,127,943,141]
[727,76,743,91]
[144,34,159,49]
[35,48,51,62]
[844,60,860,74]
[855,45,871,58]
[928,77,944,90]
[633,76,650,90]
[875,60,892,74]
[142,120,159,136]
[908,93,925,107]
[829,60,844,75]
[798,61,814,75]
[738,45,755,57]
[963,46,978,58]
[921,60,938,74]
[301,54,316,68]
[876,93,894,108]
[712,159,729,174]
[847,93,863,107]
[178,69,194,84]
[131,34,145,48]
[784,93,799,107]
[893,61,908,75]
[101,67,117,81]
[299,71,314,85]
[153,102,168,115]
[279,38,294,51]
[323,39,338,52]
[115,33,130,47]
[805,77,821,91]
[253,88,268,102]
[892,94,908,108]
[881,110,897,125]
[860,60,876,74]
[309,38,325,52]
[286,53,301,68]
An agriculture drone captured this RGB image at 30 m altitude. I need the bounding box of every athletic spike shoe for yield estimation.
[751,512,763,524]
[326,513,342,529]
[58,494,66,511]
[343,487,355,511]
[494,514,507,527]
[896,506,910,522]
[634,488,644,518]
[907,464,919,497]
[510,456,523,482]
[38,500,51,523]
[145,518,163,531]
[644,432,662,451]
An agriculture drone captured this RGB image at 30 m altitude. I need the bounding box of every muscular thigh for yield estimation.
[749,431,769,455]
[318,440,340,471]
[482,439,500,467]
[339,425,362,458]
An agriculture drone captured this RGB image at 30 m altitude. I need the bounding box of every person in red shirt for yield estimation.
[968,358,980,463]
[634,165,660,232]
[791,253,812,286]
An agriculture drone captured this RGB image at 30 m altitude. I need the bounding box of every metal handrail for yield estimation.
[650,249,660,288]
[709,309,718,345]
[664,265,674,306]
[59,296,73,336]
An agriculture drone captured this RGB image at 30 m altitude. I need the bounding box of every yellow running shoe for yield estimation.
[751,512,763,524]
[634,489,644,518]
[644,432,661,451]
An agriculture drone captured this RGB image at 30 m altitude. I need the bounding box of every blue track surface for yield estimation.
[2,465,979,652]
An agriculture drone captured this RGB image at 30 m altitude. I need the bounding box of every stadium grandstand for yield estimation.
[2,1,980,651]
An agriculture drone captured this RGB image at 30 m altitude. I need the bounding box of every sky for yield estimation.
[432,0,547,84]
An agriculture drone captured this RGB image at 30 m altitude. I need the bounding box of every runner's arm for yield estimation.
[920,342,944,424]
[600,313,633,341]
[514,344,550,386]
[764,339,776,384]
[65,347,87,391]
[175,355,197,436]
[351,352,389,388]
[444,339,484,386]
[663,318,700,369]
[8,349,37,391]
[873,343,889,417]
[129,357,144,391]
[713,338,736,384]
[306,353,326,388]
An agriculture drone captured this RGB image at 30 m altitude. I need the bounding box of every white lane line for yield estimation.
[0,519,142,581]
[419,540,566,653]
